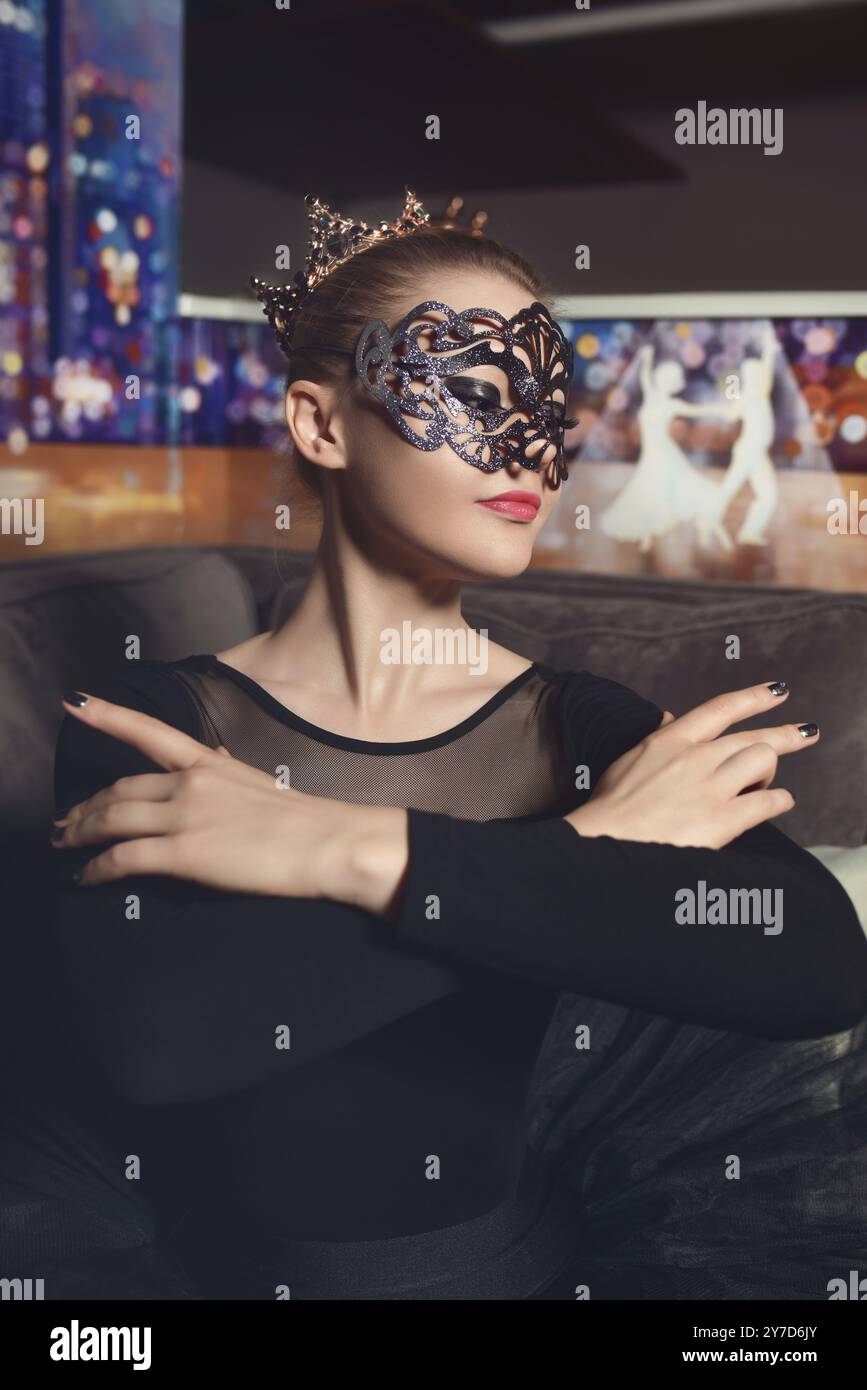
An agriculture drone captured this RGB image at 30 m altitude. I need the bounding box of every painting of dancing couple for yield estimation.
[544,312,867,586]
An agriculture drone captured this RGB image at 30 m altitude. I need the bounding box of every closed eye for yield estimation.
[442,375,503,410]
[441,377,569,427]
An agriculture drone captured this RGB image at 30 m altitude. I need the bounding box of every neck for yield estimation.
[257,504,478,710]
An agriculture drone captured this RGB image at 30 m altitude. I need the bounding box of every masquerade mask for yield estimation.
[353,300,577,487]
[252,192,577,484]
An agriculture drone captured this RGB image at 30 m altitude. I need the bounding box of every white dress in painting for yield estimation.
[601,348,732,552]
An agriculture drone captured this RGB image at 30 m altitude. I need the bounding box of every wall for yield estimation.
[181,95,867,300]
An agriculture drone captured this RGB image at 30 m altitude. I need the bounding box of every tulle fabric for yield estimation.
[5,1000,865,1304]
[527,996,867,1299]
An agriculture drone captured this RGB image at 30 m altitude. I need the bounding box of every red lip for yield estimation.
[475,490,541,522]
[486,490,541,509]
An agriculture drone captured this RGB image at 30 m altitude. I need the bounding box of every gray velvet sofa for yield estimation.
[1,545,865,1300]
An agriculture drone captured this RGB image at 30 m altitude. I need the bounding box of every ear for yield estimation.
[284,379,348,476]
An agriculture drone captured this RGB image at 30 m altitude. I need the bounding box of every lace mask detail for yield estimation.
[353,299,577,487]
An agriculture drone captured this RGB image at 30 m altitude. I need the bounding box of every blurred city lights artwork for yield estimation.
[0,0,50,450]
[167,317,289,450]
[0,0,182,448]
[0,0,293,454]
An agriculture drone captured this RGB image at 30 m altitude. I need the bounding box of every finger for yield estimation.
[714,742,780,797]
[215,746,232,758]
[57,757,272,835]
[723,785,796,841]
[709,721,820,768]
[659,710,676,726]
[61,693,213,772]
[56,773,181,827]
[75,836,177,886]
[55,800,175,849]
[56,750,271,839]
[657,681,790,745]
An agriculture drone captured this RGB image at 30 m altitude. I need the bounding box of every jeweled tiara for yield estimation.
[250,186,431,357]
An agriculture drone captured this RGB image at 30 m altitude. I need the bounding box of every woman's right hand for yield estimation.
[566,681,818,851]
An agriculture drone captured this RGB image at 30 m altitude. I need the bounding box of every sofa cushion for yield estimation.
[0,549,257,829]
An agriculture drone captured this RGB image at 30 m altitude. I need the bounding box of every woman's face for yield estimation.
[291,269,572,582]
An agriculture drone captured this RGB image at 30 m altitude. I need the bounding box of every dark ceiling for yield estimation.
[184,0,867,199]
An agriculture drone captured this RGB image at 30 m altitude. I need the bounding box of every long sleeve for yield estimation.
[391,670,867,1041]
[50,664,464,1106]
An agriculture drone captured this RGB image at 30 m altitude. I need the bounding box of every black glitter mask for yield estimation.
[353,300,577,487]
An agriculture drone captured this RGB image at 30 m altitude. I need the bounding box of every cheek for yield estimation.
[348,407,480,515]
[346,397,560,561]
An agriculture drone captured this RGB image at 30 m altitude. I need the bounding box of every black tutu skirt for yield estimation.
[3,1005,865,1300]
[526,995,867,1300]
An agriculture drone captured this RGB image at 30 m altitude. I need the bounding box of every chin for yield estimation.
[430,534,537,583]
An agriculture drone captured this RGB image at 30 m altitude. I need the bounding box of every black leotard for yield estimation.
[38,655,866,1296]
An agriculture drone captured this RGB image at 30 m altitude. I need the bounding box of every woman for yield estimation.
[46,192,867,1300]
[717,323,781,546]
[601,344,733,553]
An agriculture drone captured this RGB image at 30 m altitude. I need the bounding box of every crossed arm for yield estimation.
[50,676,867,1078]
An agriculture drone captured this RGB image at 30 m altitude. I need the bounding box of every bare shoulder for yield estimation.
[479,638,535,687]
[213,630,272,673]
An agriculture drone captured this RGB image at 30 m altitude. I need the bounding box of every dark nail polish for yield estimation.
[798,722,819,738]
[63,691,88,707]
[50,827,65,843]
[767,681,789,696]
[54,807,70,821]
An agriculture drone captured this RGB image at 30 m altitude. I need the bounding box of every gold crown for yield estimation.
[251,186,431,356]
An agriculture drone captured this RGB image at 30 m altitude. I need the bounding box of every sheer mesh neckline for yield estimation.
[185,653,542,756]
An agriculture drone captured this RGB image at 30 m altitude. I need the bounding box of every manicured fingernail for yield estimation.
[767,681,788,696]
[54,807,70,821]
[798,722,819,738]
[63,691,89,707]
[50,827,65,843]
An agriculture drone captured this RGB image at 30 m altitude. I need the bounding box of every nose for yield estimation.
[522,436,558,473]
[500,455,536,481]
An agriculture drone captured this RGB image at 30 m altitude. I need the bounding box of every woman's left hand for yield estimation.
[53,694,408,911]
